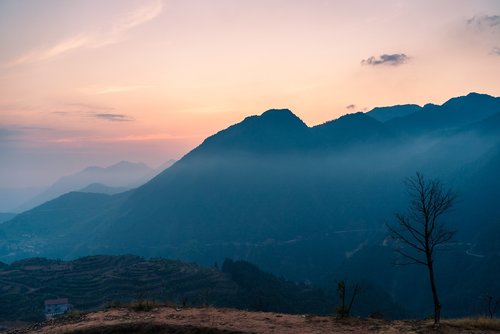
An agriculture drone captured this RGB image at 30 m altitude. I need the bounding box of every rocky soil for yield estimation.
[5,307,499,334]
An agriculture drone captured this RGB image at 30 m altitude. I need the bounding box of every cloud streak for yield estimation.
[467,15,500,29]
[0,126,54,144]
[80,84,153,95]
[5,0,164,67]
[465,14,500,56]
[93,113,133,122]
[51,103,133,122]
[48,133,183,145]
[361,53,409,66]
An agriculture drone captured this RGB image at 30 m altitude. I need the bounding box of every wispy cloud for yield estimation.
[465,14,500,56]
[467,15,500,29]
[93,113,133,122]
[6,34,90,67]
[80,84,153,95]
[64,103,113,111]
[108,133,182,142]
[0,125,54,143]
[49,133,183,144]
[52,102,114,115]
[51,102,134,122]
[4,0,164,67]
[361,53,409,66]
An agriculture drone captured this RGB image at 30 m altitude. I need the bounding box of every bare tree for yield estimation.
[387,172,457,328]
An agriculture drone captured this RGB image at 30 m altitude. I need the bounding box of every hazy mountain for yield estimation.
[0,213,16,224]
[79,183,129,195]
[0,187,45,213]
[0,93,498,318]
[17,161,156,212]
[155,159,177,174]
[474,221,500,256]
[366,104,421,122]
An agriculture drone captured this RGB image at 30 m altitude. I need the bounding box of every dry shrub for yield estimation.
[444,317,500,331]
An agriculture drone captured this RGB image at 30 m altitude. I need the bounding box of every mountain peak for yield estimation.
[254,108,307,128]
[185,109,309,156]
[108,161,150,169]
[260,108,294,117]
[442,92,496,108]
[466,92,492,98]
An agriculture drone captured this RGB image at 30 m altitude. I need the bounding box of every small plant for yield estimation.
[483,295,500,319]
[335,280,360,319]
[129,299,160,312]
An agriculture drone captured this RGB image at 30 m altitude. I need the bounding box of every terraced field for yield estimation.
[0,255,239,321]
[0,256,333,323]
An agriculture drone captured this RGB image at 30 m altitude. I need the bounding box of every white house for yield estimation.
[44,298,72,319]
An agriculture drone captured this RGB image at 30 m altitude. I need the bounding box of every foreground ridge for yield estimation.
[7,306,500,334]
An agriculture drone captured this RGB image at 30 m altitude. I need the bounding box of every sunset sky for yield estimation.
[1,0,499,187]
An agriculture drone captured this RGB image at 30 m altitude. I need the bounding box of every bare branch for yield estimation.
[394,249,427,266]
[386,223,426,253]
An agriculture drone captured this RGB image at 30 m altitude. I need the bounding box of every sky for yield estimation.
[1,0,499,188]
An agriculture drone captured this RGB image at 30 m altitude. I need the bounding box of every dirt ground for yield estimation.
[5,307,499,334]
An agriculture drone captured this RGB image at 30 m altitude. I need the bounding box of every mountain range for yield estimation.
[10,160,175,213]
[0,92,498,318]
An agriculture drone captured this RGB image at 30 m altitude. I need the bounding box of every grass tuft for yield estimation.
[128,300,161,312]
[444,317,500,331]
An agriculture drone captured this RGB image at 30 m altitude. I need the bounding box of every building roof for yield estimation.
[44,298,69,305]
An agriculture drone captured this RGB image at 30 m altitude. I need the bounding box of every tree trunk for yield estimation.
[427,258,441,328]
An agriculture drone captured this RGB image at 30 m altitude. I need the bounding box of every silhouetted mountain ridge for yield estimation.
[189,108,310,155]
[313,112,391,148]
[387,92,500,135]
[367,104,421,122]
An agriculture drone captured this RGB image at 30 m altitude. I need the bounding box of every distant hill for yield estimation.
[17,161,156,212]
[0,93,498,318]
[79,183,129,195]
[0,255,335,322]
